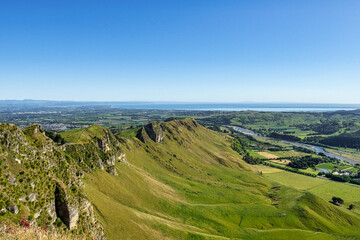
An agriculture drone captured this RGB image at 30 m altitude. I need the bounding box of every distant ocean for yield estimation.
[111,103,360,112]
[1,100,359,112]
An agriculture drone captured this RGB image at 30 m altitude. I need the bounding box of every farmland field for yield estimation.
[259,165,360,216]
[258,167,327,190]
[269,159,291,165]
[316,163,349,171]
[257,152,278,159]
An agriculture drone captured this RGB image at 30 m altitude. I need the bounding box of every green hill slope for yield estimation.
[59,125,125,175]
[2,119,360,239]
[82,119,360,240]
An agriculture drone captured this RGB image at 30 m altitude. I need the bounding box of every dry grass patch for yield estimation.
[257,152,278,159]
[252,165,284,174]
[0,227,77,240]
[270,159,291,165]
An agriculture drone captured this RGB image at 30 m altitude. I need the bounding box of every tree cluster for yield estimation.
[45,131,66,145]
[319,131,360,149]
[287,156,327,169]
[331,196,344,206]
[243,155,263,165]
[292,146,316,154]
[295,120,352,135]
[269,132,301,142]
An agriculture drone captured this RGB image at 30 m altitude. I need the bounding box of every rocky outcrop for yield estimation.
[55,184,71,229]
[68,206,79,230]
[137,122,164,143]
[8,204,19,214]
[0,208,7,214]
[107,166,118,176]
[62,125,124,176]
[0,123,105,238]
[105,155,116,166]
[28,193,37,202]
[81,199,95,224]
[118,152,127,162]
[47,200,57,223]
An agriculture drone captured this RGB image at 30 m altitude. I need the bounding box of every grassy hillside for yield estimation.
[59,125,124,174]
[256,165,360,215]
[82,119,360,239]
[60,125,111,144]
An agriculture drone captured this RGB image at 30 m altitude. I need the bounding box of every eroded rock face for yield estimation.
[19,196,27,202]
[98,159,105,170]
[79,199,105,238]
[9,176,16,185]
[97,138,111,152]
[47,200,57,223]
[55,184,71,229]
[118,152,127,162]
[145,122,164,143]
[28,193,37,202]
[105,155,116,166]
[34,210,41,219]
[107,166,118,176]
[0,123,105,238]
[0,124,127,239]
[68,206,79,230]
[137,122,164,143]
[8,204,18,214]
[81,200,95,224]
[54,184,80,230]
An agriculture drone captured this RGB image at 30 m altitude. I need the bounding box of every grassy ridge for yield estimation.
[60,125,110,143]
[80,119,360,239]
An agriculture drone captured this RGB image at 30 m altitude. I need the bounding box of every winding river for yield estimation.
[228,125,358,165]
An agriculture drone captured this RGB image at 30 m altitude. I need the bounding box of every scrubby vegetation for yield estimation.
[0,123,108,238]
[45,131,65,145]
[0,222,76,240]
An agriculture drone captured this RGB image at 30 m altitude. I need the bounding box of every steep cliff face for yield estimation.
[136,119,199,144]
[136,121,164,143]
[0,123,105,238]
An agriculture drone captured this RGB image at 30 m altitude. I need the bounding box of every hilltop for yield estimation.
[1,119,360,239]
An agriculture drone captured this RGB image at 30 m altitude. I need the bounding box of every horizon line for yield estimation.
[0,99,360,106]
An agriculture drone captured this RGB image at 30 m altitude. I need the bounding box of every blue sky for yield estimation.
[0,0,359,103]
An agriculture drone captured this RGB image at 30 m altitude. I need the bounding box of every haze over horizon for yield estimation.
[1,1,360,103]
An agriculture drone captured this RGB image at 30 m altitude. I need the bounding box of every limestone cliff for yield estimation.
[0,123,107,238]
[136,121,165,143]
